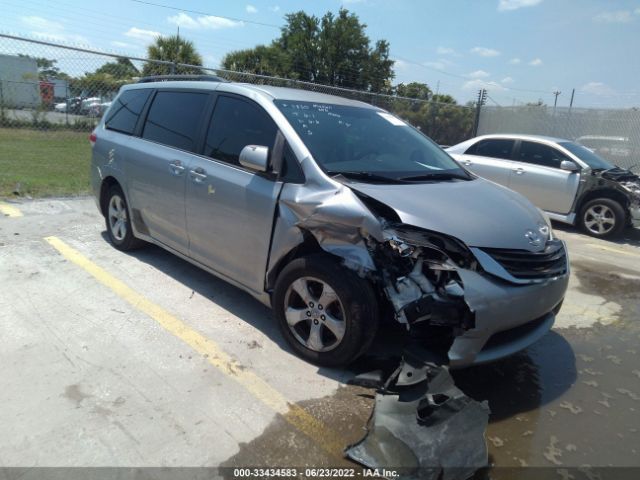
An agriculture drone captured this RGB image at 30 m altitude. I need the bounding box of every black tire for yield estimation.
[104,184,145,251]
[578,198,626,238]
[273,254,379,367]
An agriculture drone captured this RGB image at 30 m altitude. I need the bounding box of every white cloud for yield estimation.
[528,58,543,66]
[21,16,89,44]
[124,27,161,40]
[593,10,633,23]
[463,79,506,92]
[470,46,501,57]
[466,70,490,79]
[111,40,136,49]
[393,59,409,70]
[21,16,64,32]
[580,81,616,96]
[436,46,457,56]
[167,13,199,29]
[424,61,447,70]
[246,5,258,14]
[269,5,280,12]
[167,12,244,30]
[501,76,514,83]
[509,57,521,64]
[498,0,543,12]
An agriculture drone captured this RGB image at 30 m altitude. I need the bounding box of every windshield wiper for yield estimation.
[327,171,408,184]
[398,172,471,182]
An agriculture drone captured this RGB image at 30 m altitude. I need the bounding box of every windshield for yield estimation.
[275,100,469,182]
[559,141,616,170]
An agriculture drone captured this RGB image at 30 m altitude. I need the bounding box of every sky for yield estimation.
[1,0,639,108]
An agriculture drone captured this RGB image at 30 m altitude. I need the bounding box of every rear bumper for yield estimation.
[447,254,569,368]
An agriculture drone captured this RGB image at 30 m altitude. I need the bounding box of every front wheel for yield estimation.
[273,254,379,367]
[578,198,626,238]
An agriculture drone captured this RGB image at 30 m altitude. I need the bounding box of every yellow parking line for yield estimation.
[44,236,345,458]
[0,202,23,218]
[587,243,640,258]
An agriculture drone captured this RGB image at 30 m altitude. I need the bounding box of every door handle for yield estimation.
[190,167,207,183]
[463,160,473,166]
[168,160,185,175]
[513,167,525,175]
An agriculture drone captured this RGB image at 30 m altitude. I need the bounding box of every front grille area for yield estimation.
[482,240,567,280]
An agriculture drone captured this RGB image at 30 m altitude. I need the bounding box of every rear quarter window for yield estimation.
[105,89,152,135]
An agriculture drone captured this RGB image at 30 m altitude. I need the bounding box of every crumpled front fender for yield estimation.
[265,160,385,287]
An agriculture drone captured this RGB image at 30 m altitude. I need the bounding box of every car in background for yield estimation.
[446,134,640,238]
[54,97,112,117]
[54,96,82,114]
[80,97,102,115]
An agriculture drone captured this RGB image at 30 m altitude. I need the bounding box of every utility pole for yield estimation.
[473,88,487,137]
[552,90,561,116]
[569,88,575,109]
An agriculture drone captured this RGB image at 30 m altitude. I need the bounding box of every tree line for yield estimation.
[24,8,474,144]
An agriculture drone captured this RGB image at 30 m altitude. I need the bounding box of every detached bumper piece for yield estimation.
[346,351,490,480]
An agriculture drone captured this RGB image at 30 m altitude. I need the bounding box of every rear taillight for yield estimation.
[89,132,97,147]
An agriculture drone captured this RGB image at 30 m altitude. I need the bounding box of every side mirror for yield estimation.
[560,160,579,172]
[239,145,269,172]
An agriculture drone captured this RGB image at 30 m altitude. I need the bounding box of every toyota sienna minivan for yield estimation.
[91,77,569,368]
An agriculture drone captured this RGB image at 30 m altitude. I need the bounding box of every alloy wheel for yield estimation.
[108,194,128,241]
[584,204,616,236]
[283,276,346,353]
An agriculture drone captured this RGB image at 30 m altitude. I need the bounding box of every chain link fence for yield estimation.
[478,105,640,169]
[0,33,475,146]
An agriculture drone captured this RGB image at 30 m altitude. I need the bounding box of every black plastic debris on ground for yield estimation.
[346,348,490,480]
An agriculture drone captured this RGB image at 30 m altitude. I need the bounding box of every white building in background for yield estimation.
[0,54,40,108]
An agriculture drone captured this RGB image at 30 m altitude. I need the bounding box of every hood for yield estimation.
[347,178,548,251]
[599,167,639,182]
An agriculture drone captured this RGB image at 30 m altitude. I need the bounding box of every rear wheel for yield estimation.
[578,198,626,238]
[105,185,145,251]
[273,254,379,367]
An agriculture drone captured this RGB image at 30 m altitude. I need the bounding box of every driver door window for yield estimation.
[517,141,569,169]
[204,95,277,167]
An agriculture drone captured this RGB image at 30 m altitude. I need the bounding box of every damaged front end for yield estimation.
[267,168,568,367]
[373,224,476,336]
[616,174,640,227]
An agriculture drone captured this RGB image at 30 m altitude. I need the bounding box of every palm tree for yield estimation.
[142,35,203,76]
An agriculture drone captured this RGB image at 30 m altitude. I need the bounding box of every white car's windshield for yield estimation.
[275,100,470,182]
[560,141,616,170]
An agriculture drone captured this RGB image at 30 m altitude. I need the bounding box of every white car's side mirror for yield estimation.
[560,160,579,172]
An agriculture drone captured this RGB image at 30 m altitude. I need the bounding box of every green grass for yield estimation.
[0,128,91,198]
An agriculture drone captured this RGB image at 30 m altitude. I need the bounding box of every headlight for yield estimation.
[537,209,554,241]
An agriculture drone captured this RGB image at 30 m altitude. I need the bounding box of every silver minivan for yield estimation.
[91,78,569,368]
